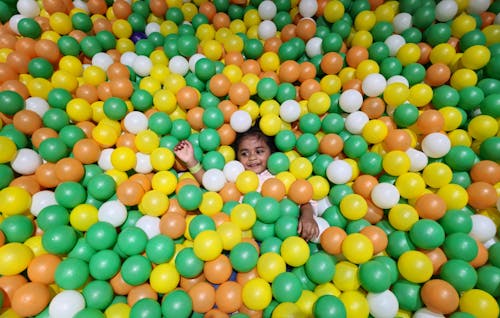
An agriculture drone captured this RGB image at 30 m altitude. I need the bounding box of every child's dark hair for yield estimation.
[231,122,277,154]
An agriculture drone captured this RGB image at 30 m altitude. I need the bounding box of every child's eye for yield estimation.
[240,151,248,157]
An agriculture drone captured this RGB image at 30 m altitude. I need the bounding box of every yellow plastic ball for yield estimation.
[383,150,411,176]
[308,175,330,200]
[222,64,243,83]
[105,169,128,186]
[235,171,259,194]
[91,101,105,122]
[150,50,168,66]
[362,119,388,144]
[257,252,286,282]
[150,147,175,171]
[105,303,131,318]
[59,55,83,76]
[259,113,282,136]
[350,30,373,48]
[280,236,310,267]
[439,106,463,131]
[355,59,380,80]
[374,2,396,22]
[230,19,246,34]
[66,98,93,122]
[468,115,498,141]
[259,52,280,72]
[193,230,223,261]
[271,302,303,317]
[224,35,244,53]
[450,68,478,90]
[27,78,53,99]
[429,43,456,65]
[408,83,433,107]
[135,130,160,154]
[241,100,260,121]
[51,70,78,92]
[49,12,72,35]
[243,9,261,28]
[340,194,368,220]
[242,278,272,311]
[260,100,280,117]
[0,186,31,216]
[111,147,137,172]
[323,0,345,23]
[459,289,499,318]
[83,65,107,86]
[448,129,472,147]
[289,157,313,180]
[333,261,360,291]
[151,171,177,195]
[383,82,410,107]
[396,43,421,66]
[451,13,477,38]
[341,233,373,264]
[422,162,453,188]
[483,24,500,46]
[70,204,99,232]
[163,73,186,94]
[307,91,331,115]
[241,73,259,96]
[314,282,341,297]
[437,183,469,210]
[276,171,297,193]
[216,221,242,250]
[150,263,180,294]
[295,290,318,317]
[218,145,235,163]
[0,136,17,163]
[230,203,256,231]
[397,250,433,283]
[340,290,370,318]
[115,38,135,53]
[388,204,419,231]
[202,39,223,61]
[112,19,133,39]
[139,189,169,217]
[153,89,177,113]
[320,74,342,95]
[199,191,223,216]
[0,243,34,275]
[395,172,426,199]
[461,45,491,70]
[24,236,46,257]
[354,10,376,31]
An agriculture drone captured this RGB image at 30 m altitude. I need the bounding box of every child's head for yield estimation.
[232,124,276,174]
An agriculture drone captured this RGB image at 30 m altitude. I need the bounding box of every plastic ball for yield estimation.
[242,278,272,311]
[459,289,499,318]
[397,250,433,283]
[341,233,373,264]
[49,290,85,318]
[371,182,400,209]
[366,290,399,318]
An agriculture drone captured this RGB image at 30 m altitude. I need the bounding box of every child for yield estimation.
[174,125,320,241]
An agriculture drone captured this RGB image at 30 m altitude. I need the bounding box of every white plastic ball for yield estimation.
[17,0,40,18]
[371,183,400,209]
[326,160,353,184]
[362,73,387,97]
[339,89,363,113]
[169,55,189,76]
[11,148,42,175]
[230,110,252,133]
[435,0,458,22]
[136,215,161,239]
[8,14,24,35]
[387,75,409,87]
[98,148,114,171]
[305,37,323,58]
[405,148,428,172]
[223,160,245,183]
[421,132,451,158]
[258,0,277,20]
[344,111,369,134]
[484,237,498,249]
[98,200,127,227]
[133,55,153,77]
[258,20,277,40]
[92,52,114,71]
[120,51,137,67]
[467,0,490,14]
[25,97,50,117]
[72,0,88,11]
[470,214,497,243]
[145,22,161,36]
[367,290,399,318]
[279,100,301,123]
[202,169,227,192]
[30,190,56,217]
[123,111,149,134]
[135,152,153,174]
[384,34,406,56]
[299,0,318,18]
[49,290,85,318]
[189,53,206,73]
[310,216,329,243]
[392,13,412,34]
[413,308,445,318]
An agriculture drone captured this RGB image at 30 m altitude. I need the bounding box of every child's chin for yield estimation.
[247,167,264,174]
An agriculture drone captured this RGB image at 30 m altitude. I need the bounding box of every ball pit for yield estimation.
[0,0,499,317]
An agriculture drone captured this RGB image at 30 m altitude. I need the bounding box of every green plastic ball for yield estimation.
[229,242,259,273]
[55,257,90,290]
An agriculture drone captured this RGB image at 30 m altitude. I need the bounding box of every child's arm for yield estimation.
[298,202,319,241]
[173,140,205,184]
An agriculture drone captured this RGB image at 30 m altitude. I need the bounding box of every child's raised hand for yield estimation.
[298,215,320,242]
[174,140,197,167]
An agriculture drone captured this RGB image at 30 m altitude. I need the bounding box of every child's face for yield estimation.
[236,135,271,174]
